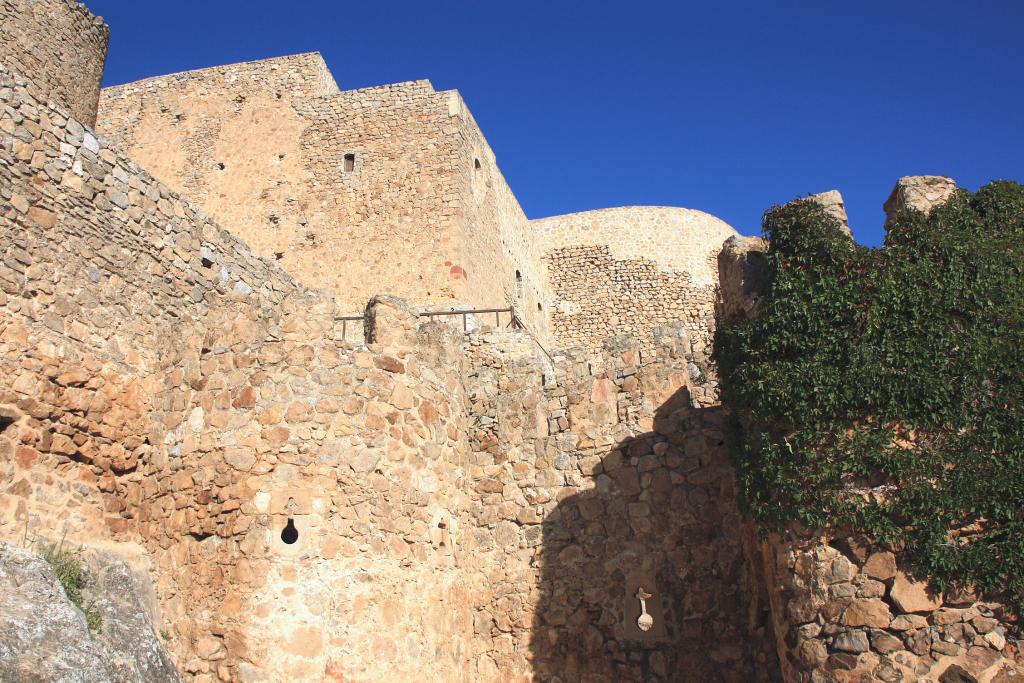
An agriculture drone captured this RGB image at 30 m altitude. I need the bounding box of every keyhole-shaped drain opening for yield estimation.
[280,518,298,545]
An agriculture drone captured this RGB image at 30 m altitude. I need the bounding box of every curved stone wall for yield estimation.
[533,207,738,356]
[0,0,109,126]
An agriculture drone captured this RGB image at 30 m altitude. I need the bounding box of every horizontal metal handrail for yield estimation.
[335,307,555,364]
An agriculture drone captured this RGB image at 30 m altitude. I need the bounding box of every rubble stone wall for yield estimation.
[0,0,109,126]
[2,62,486,682]
[762,532,1022,683]
[534,207,736,356]
[96,58,548,335]
[459,328,779,682]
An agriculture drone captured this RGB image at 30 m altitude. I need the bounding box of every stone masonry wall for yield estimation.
[4,47,780,680]
[459,326,779,681]
[543,243,719,358]
[96,57,548,334]
[292,79,469,309]
[449,94,549,337]
[0,0,109,126]
[762,531,1022,683]
[2,61,487,682]
[535,207,737,357]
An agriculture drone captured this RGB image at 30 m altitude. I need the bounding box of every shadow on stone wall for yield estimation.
[529,387,780,682]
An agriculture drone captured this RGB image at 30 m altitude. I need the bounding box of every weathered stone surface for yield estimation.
[807,189,852,236]
[0,0,109,126]
[0,542,179,683]
[81,551,182,683]
[718,235,769,321]
[833,630,870,653]
[862,551,897,580]
[843,598,892,628]
[891,571,943,613]
[0,541,111,682]
[883,175,957,225]
[939,663,979,683]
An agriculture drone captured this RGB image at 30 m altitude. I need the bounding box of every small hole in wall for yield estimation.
[515,271,523,299]
[437,519,447,547]
[274,252,284,260]
[537,303,542,311]
[215,162,225,171]
[0,415,16,433]
[344,153,355,172]
[201,257,214,268]
[474,158,481,170]
[281,518,298,545]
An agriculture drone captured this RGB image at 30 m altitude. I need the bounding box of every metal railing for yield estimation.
[336,315,365,341]
[335,306,555,363]
[419,307,521,332]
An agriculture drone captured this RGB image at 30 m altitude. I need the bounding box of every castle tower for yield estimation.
[0,0,109,126]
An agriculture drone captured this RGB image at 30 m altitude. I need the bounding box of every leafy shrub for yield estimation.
[716,181,1024,610]
[38,537,103,633]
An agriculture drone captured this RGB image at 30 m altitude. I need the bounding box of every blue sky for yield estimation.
[89,0,1023,246]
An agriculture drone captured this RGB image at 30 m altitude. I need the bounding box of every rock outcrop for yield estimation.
[0,541,180,683]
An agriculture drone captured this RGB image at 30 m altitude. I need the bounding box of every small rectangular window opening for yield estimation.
[344,153,356,172]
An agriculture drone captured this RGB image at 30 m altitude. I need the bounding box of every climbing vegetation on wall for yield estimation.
[716,181,1024,610]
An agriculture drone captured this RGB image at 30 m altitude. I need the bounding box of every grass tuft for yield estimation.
[37,536,103,634]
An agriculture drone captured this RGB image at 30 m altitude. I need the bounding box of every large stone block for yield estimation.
[883,175,957,225]
[717,235,768,321]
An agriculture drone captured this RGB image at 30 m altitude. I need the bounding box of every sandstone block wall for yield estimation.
[0,0,109,126]
[459,327,778,681]
[96,57,548,335]
[534,207,737,356]
[2,60,486,682]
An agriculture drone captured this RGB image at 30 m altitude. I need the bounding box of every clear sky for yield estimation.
[88,0,1023,246]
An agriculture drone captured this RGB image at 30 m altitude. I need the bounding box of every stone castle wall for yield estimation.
[2,55,778,680]
[0,0,109,126]
[13,3,1018,682]
[459,328,779,681]
[761,531,1022,683]
[1,61,486,682]
[96,57,548,335]
[97,59,743,351]
[534,207,736,355]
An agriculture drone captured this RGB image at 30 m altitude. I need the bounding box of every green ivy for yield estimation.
[716,181,1024,610]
